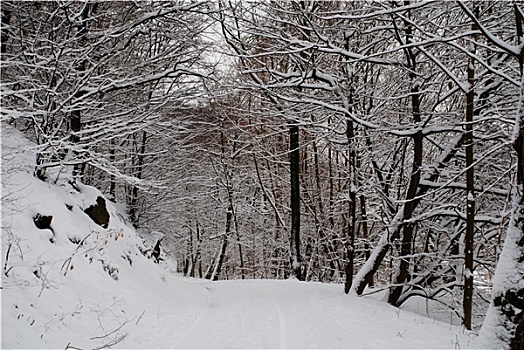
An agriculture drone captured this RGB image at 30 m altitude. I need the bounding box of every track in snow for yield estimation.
[163,279,473,349]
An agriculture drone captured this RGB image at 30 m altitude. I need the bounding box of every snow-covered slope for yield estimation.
[1,123,476,349]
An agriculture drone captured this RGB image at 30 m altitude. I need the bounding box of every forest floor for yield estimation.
[1,122,476,349]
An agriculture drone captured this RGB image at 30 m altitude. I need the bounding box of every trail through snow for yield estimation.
[160,279,475,349]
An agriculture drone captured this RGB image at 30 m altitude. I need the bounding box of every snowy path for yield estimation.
[128,278,474,349]
[174,281,288,348]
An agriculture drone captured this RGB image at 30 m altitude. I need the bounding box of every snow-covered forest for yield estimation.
[1,1,523,348]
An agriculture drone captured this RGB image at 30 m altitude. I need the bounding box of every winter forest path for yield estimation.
[174,280,287,348]
[0,123,473,349]
[151,279,473,349]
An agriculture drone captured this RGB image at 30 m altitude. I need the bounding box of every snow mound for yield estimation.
[1,124,174,348]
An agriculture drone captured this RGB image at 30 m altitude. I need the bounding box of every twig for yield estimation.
[92,334,126,350]
[61,257,73,276]
[64,342,83,350]
[77,233,92,247]
[4,243,12,276]
[61,233,92,276]
[135,310,145,325]
[90,319,131,340]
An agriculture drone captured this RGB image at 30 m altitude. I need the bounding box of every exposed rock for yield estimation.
[84,196,110,228]
[152,238,163,263]
[33,214,53,231]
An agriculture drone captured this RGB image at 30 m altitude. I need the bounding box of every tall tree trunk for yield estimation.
[206,188,233,281]
[360,194,373,287]
[344,116,357,294]
[289,124,302,280]
[328,137,335,229]
[71,3,97,182]
[476,116,524,349]
[463,13,477,329]
[128,131,147,227]
[231,172,244,279]
[212,205,233,281]
[207,234,229,281]
[196,223,203,278]
[388,8,423,305]
[189,227,195,277]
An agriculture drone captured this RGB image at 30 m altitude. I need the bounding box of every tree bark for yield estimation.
[128,131,147,227]
[289,124,302,280]
[360,194,373,287]
[71,3,97,181]
[463,12,477,329]
[388,8,423,305]
[345,117,357,294]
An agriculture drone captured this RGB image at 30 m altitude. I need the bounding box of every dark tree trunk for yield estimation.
[109,139,116,201]
[207,207,232,281]
[215,207,233,281]
[289,124,302,280]
[71,3,97,182]
[388,5,423,306]
[1,7,11,54]
[344,117,357,294]
[128,131,147,227]
[196,224,203,278]
[360,194,373,287]
[70,110,82,180]
[463,15,477,329]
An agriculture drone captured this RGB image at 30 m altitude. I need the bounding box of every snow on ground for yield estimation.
[1,123,476,349]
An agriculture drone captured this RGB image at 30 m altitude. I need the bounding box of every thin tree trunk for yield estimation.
[213,205,233,281]
[328,132,335,229]
[463,12,477,329]
[196,223,203,278]
[71,3,97,182]
[289,124,302,280]
[207,234,229,281]
[189,227,195,277]
[388,84,422,306]
[344,116,357,294]
[388,6,423,306]
[129,131,147,227]
[109,139,116,201]
[360,194,373,287]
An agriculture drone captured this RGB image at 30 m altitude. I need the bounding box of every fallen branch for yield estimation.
[4,243,12,276]
[135,310,145,325]
[90,319,131,341]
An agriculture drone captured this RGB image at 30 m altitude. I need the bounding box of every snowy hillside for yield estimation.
[1,123,475,349]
